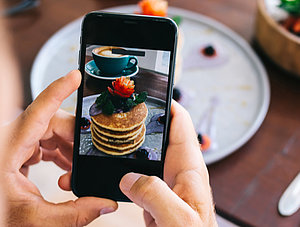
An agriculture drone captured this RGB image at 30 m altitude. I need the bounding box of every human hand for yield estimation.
[120,101,217,227]
[1,70,118,227]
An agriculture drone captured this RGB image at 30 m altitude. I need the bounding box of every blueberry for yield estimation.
[202,45,216,56]
[173,87,182,101]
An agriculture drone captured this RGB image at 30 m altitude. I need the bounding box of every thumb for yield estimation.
[120,173,196,226]
[43,197,118,227]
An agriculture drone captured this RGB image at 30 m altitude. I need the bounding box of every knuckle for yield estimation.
[183,197,214,226]
[8,203,37,227]
[76,215,89,227]
[147,176,161,185]
[134,176,162,200]
[183,211,201,227]
[64,200,81,227]
[22,105,33,122]
[143,176,162,192]
[23,105,44,128]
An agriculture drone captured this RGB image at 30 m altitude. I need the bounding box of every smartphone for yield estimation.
[72,12,177,201]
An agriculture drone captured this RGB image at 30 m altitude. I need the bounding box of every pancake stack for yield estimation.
[91,102,148,155]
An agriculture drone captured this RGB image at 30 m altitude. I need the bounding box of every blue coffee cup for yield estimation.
[92,46,138,76]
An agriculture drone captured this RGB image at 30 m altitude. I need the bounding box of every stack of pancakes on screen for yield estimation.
[91,102,148,155]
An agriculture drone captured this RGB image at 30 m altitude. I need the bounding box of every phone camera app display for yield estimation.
[79,45,171,161]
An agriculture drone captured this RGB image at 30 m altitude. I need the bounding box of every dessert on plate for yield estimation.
[89,77,148,155]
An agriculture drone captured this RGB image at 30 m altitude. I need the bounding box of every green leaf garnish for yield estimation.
[95,91,109,108]
[135,91,148,105]
[172,16,182,26]
[279,0,300,15]
[94,90,147,116]
[102,99,114,115]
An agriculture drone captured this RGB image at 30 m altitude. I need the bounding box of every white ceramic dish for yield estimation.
[31,5,270,165]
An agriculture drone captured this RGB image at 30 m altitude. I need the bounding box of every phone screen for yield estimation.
[72,13,177,200]
[79,45,171,161]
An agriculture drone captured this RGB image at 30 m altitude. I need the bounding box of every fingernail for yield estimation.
[120,172,142,193]
[100,207,115,215]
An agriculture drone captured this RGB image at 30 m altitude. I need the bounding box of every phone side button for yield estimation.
[78,50,81,68]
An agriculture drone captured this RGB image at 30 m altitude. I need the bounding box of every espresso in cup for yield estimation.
[92,46,138,76]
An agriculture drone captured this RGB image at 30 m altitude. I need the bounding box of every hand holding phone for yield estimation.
[120,101,218,227]
[1,71,118,227]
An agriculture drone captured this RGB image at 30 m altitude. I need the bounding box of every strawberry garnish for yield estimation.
[108,76,135,98]
[138,0,168,17]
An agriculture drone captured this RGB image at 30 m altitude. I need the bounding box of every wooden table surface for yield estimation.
[5,0,300,226]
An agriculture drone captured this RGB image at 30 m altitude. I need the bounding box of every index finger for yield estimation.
[169,100,199,147]
[6,70,81,169]
[164,100,207,185]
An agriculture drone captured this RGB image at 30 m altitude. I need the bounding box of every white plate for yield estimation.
[31,5,270,165]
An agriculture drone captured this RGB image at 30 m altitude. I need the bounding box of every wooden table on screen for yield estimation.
[6,0,300,226]
[83,56,168,100]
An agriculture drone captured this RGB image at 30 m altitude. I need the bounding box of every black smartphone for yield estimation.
[72,12,177,201]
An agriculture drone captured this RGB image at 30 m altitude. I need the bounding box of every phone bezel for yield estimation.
[72,12,178,201]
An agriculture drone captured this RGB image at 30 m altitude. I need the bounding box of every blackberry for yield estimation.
[202,45,216,56]
[197,133,203,144]
[81,117,91,130]
[136,149,149,159]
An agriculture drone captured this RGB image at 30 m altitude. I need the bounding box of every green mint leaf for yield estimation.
[135,91,148,105]
[95,91,109,108]
[279,0,300,15]
[102,99,114,115]
[172,16,182,26]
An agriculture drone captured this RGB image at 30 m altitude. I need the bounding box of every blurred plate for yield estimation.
[31,5,270,164]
